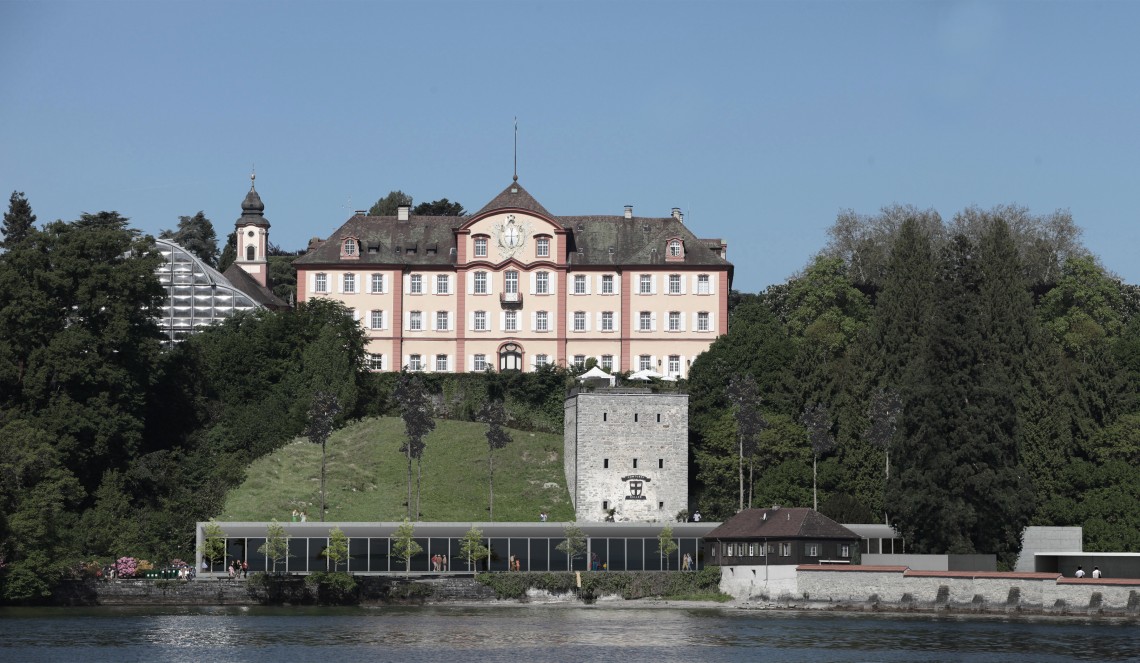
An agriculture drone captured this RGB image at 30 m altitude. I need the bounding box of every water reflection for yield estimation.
[1,606,1138,663]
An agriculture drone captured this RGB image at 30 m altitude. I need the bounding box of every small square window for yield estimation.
[603,459,609,469]
[633,458,638,469]
[658,459,663,469]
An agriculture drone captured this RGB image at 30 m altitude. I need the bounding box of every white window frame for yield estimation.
[601,355,613,371]
[409,310,422,331]
[697,274,710,295]
[535,354,549,367]
[601,311,614,332]
[474,310,487,331]
[314,273,328,293]
[505,310,518,332]
[668,311,681,331]
[536,236,550,258]
[474,236,488,258]
[574,311,586,332]
[436,274,450,295]
[639,274,652,294]
[536,310,549,332]
[536,271,549,295]
[574,274,586,294]
[505,271,519,295]
[410,274,423,294]
[435,311,449,331]
[408,354,422,371]
[668,355,680,374]
[370,310,384,330]
[370,273,384,294]
[473,354,487,371]
[367,353,383,370]
[343,273,356,294]
[697,311,710,332]
[639,355,652,371]
[668,240,681,257]
[668,274,681,294]
[573,354,586,369]
[343,238,357,256]
[435,354,448,372]
[474,271,488,294]
[602,274,614,295]
[639,311,651,332]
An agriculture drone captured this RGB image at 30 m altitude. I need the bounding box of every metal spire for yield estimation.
[513,117,518,182]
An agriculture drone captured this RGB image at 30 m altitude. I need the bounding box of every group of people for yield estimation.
[1074,565,1103,578]
[228,559,249,579]
[431,554,448,571]
[539,511,549,522]
[508,555,523,571]
[291,509,308,522]
[590,553,607,571]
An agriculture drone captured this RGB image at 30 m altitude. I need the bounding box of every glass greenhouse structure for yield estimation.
[154,238,261,343]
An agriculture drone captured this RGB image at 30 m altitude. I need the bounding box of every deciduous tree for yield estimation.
[160,211,219,267]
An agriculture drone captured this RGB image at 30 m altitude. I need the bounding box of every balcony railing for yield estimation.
[499,291,523,308]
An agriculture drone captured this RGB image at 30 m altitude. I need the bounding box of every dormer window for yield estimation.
[343,238,358,257]
[536,236,550,258]
[668,239,682,257]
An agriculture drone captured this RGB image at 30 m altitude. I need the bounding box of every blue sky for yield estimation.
[2,1,1138,293]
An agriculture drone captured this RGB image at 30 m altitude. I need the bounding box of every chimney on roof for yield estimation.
[671,207,683,222]
[624,205,633,219]
[355,210,367,216]
[397,205,410,221]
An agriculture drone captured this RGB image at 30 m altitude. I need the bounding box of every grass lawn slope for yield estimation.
[219,417,574,522]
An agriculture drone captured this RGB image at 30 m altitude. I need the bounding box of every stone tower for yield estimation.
[564,389,689,522]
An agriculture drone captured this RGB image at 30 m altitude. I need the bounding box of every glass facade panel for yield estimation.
[627,539,645,571]
[551,539,569,571]
[369,538,390,573]
[509,538,529,571]
[288,538,308,573]
[348,537,368,573]
[607,538,626,571]
[488,538,509,572]
[226,539,249,571]
[679,539,700,571]
[246,539,266,573]
[408,538,430,572]
[153,239,262,345]
[309,537,328,572]
[427,537,450,571]
[531,538,550,572]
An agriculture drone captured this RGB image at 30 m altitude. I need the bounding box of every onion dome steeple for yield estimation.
[237,171,270,228]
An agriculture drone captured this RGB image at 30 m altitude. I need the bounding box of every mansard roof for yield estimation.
[705,508,859,541]
[294,181,732,273]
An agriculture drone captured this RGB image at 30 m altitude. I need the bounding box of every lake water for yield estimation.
[1,605,1137,662]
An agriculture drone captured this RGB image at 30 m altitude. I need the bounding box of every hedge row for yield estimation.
[476,567,724,601]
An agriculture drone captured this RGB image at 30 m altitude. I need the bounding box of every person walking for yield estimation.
[242,560,249,578]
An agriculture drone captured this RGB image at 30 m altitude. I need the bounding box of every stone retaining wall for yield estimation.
[52,575,497,607]
[788,565,1140,616]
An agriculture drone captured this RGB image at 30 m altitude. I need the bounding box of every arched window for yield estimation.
[245,245,255,260]
[499,342,522,371]
[668,239,682,257]
[343,238,358,256]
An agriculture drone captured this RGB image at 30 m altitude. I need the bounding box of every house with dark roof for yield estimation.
[705,507,860,567]
[293,180,732,375]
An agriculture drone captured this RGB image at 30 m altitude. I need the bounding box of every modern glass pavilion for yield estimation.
[196,522,718,574]
[153,238,261,344]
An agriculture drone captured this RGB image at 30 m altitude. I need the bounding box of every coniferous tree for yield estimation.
[160,211,219,267]
[1,191,36,249]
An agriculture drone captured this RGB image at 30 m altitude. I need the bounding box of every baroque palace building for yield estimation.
[293,180,732,377]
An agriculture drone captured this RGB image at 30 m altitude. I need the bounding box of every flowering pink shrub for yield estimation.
[115,557,139,578]
[169,558,187,568]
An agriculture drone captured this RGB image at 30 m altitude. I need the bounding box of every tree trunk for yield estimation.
[416,458,423,519]
[813,454,818,512]
[405,449,413,520]
[320,443,327,522]
[489,451,495,522]
[738,434,744,512]
[748,459,754,508]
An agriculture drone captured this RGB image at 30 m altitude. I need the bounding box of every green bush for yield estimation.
[476,568,725,602]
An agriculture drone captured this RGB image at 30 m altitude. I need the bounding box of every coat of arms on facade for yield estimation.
[622,474,650,500]
[494,214,530,259]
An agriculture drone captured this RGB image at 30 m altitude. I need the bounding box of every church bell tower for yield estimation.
[235,172,270,288]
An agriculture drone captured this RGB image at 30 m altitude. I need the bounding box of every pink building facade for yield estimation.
[293,181,732,377]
